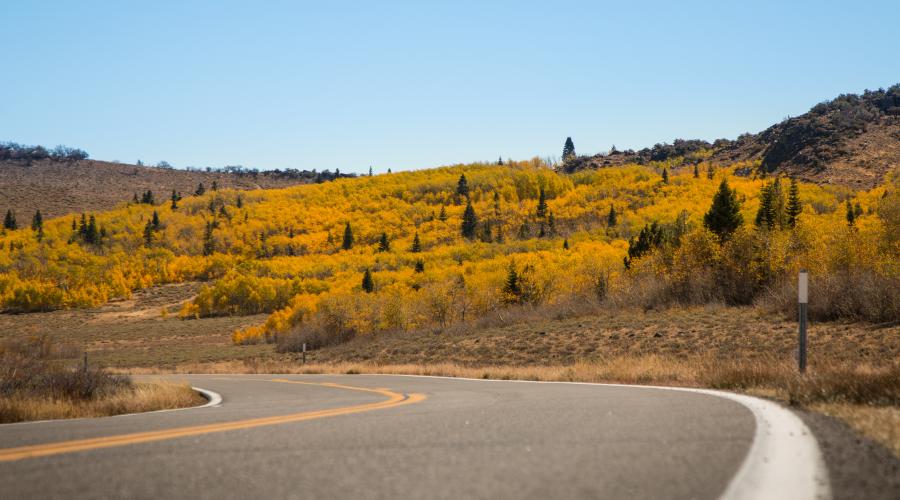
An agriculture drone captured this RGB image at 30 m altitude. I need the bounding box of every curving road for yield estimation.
[0,374,828,499]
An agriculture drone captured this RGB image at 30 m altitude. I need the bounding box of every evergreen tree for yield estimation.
[236,194,243,208]
[142,220,154,247]
[72,218,77,231]
[342,222,354,250]
[693,164,700,178]
[661,168,669,184]
[461,201,478,239]
[211,181,218,191]
[607,205,617,227]
[410,232,422,252]
[414,260,425,273]
[497,156,503,165]
[86,216,99,244]
[536,186,547,218]
[369,166,373,176]
[704,178,743,241]
[517,221,530,239]
[171,190,179,209]
[202,221,215,255]
[456,174,470,200]
[377,232,390,252]
[563,238,569,250]
[755,183,775,229]
[493,191,501,216]
[31,210,43,231]
[151,211,161,230]
[538,222,546,238]
[438,205,447,222]
[78,213,87,237]
[562,137,576,162]
[361,268,374,293]
[132,192,139,204]
[218,205,228,218]
[706,165,715,180]
[195,183,205,196]
[547,212,556,236]
[846,200,856,227]
[501,263,521,303]
[786,178,802,227]
[3,209,16,230]
[141,190,155,204]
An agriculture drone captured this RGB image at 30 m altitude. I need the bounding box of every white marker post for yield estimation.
[798,270,808,373]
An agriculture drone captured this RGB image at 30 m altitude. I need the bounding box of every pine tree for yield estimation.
[497,156,503,165]
[563,238,569,250]
[786,178,801,227]
[536,186,547,218]
[202,221,215,255]
[361,269,374,293]
[661,168,669,184]
[151,211,161,230]
[693,164,700,178]
[414,260,425,273]
[846,200,856,227]
[71,218,77,231]
[211,181,218,191]
[493,191,501,216]
[562,137,576,162]
[438,205,447,222]
[31,210,43,231]
[141,190,155,205]
[461,201,478,239]
[170,190,179,209]
[3,210,16,230]
[86,216,99,244]
[755,183,775,229]
[377,232,390,252]
[132,192,139,204]
[410,232,422,252]
[547,212,556,236]
[342,222,354,250]
[502,263,521,303]
[78,214,87,237]
[517,221,530,239]
[369,166,373,176]
[195,183,205,196]
[142,220,154,247]
[456,174,470,200]
[704,178,743,241]
[706,165,715,180]
[607,205,617,227]
[236,195,243,208]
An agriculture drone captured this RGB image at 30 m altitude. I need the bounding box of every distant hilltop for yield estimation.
[563,84,900,189]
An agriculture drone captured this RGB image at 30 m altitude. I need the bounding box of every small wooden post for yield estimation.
[302,343,307,364]
[798,269,808,374]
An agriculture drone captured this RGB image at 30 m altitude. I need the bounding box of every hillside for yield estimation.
[0,153,344,219]
[564,85,900,188]
[0,159,896,339]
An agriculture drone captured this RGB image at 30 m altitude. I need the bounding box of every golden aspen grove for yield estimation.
[0,158,897,352]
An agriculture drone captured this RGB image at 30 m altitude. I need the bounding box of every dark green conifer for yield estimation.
[536,186,547,218]
[377,232,390,252]
[4,210,17,230]
[342,222,354,250]
[361,268,374,293]
[704,178,743,241]
[461,202,478,239]
[414,260,425,273]
[410,232,422,252]
[786,178,802,227]
[562,137,576,162]
[607,205,617,227]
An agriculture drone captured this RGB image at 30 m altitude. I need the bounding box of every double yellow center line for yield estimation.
[0,378,426,463]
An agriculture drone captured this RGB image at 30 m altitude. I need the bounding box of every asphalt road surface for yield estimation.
[0,374,825,499]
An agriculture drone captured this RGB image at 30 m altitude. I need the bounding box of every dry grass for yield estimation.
[0,382,204,423]
[811,403,900,457]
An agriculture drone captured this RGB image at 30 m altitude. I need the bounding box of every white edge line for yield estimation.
[311,372,832,500]
[0,386,222,427]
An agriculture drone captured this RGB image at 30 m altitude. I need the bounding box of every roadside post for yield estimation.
[302,343,307,364]
[798,269,808,373]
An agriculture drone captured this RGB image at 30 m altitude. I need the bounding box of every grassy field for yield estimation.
[2,283,897,454]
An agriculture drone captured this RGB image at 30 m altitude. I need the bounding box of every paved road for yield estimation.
[0,374,794,499]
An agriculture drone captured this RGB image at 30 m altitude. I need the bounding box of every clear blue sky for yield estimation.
[2,1,898,174]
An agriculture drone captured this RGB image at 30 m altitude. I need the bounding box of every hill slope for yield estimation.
[564,85,900,188]
[0,157,334,219]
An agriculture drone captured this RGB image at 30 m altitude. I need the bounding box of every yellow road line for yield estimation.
[0,379,426,463]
